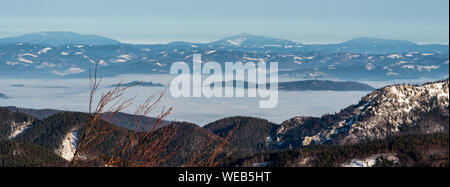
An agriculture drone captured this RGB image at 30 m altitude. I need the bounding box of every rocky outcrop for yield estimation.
[302,80,449,145]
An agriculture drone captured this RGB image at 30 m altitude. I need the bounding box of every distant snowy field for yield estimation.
[0,74,436,125]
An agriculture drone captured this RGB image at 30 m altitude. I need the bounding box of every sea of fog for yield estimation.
[0,74,437,125]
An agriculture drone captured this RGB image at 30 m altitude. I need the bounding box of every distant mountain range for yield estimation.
[110,81,165,88]
[0,31,120,46]
[211,80,375,91]
[0,79,448,167]
[1,32,447,52]
[0,32,448,81]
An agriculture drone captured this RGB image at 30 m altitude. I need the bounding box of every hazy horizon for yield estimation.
[1,0,448,45]
[0,31,449,46]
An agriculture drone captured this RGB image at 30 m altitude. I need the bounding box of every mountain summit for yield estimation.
[0,31,121,46]
[344,37,417,47]
[210,33,301,47]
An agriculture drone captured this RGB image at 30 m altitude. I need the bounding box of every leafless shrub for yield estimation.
[70,62,176,167]
[184,122,238,167]
[69,61,236,167]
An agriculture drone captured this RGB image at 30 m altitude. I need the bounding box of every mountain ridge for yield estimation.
[0,32,447,80]
[0,31,447,47]
[0,31,121,46]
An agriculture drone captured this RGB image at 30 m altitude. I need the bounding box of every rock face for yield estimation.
[301,80,449,145]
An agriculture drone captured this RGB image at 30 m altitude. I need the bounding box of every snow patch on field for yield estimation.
[402,65,415,69]
[252,162,269,167]
[417,65,439,72]
[37,47,52,54]
[20,53,38,58]
[52,67,85,76]
[386,71,398,76]
[205,50,216,55]
[227,39,241,46]
[387,54,402,59]
[341,153,398,167]
[6,61,19,66]
[118,54,132,60]
[365,63,375,70]
[112,59,127,63]
[36,62,56,69]
[17,57,33,64]
[294,56,303,60]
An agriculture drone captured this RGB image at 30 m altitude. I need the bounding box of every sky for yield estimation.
[0,0,448,44]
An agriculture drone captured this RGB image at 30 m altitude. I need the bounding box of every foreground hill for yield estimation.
[0,108,36,140]
[0,110,229,166]
[4,106,61,119]
[302,79,449,145]
[0,139,68,167]
[2,107,169,131]
[204,117,278,158]
[224,133,449,167]
[273,79,449,148]
[0,79,448,167]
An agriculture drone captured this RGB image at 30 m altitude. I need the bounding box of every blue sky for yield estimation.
[0,0,448,44]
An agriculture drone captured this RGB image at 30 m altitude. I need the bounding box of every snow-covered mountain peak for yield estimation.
[301,80,449,146]
[210,33,301,47]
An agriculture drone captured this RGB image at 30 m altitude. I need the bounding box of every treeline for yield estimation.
[204,116,279,158]
[13,112,90,151]
[0,107,36,139]
[0,139,67,167]
[4,106,61,120]
[224,133,449,167]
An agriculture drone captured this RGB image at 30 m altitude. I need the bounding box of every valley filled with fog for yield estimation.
[0,74,438,125]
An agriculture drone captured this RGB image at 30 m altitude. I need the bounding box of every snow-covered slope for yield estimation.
[210,33,301,47]
[302,80,449,145]
[55,129,78,161]
[8,121,32,139]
